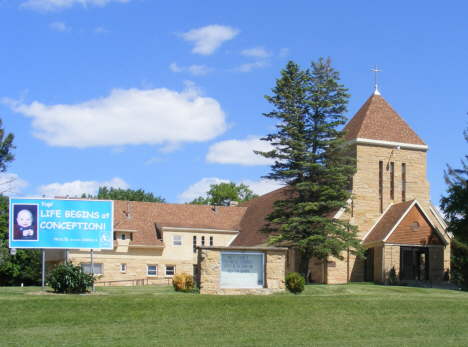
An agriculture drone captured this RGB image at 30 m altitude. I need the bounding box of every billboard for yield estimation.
[9,198,114,250]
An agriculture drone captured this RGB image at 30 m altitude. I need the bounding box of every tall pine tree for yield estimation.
[255,58,365,277]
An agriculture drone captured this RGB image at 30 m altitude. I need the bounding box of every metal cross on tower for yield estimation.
[370,65,382,94]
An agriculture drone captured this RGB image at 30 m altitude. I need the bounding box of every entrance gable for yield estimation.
[386,204,445,245]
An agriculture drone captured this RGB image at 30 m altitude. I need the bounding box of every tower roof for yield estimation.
[344,93,427,147]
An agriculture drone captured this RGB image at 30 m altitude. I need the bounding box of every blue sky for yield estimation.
[0,0,467,206]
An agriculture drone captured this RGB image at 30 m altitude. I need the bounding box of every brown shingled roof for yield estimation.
[362,200,415,243]
[230,186,291,247]
[343,93,426,146]
[113,200,247,247]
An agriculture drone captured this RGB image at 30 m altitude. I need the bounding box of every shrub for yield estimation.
[47,262,95,294]
[389,266,398,285]
[172,272,194,292]
[285,272,305,294]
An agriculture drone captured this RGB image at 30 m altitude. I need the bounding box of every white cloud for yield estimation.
[49,21,70,32]
[21,0,131,12]
[145,156,162,165]
[37,177,128,198]
[170,62,183,72]
[240,46,271,58]
[240,179,284,197]
[234,60,269,72]
[279,48,290,58]
[94,26,109,34]
[187,65,213,76]
[179,24,240,55]
[207,136,275,166]
[170,63,214,76]
[3,84,229,149]
[0,173,29,196]
[178,177,229,203]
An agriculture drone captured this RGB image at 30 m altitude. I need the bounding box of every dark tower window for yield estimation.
[402,163,406,202]
[379,161,383,213]
[390,162,394,200]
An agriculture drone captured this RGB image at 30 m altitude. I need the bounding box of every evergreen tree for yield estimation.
[82,187,166,203]
[441,127,468,244]
[255,58,365,277]
[189,182,258,206]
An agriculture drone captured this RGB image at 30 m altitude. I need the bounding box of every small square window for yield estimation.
[121,264,127,272]
[121,233,126,241]
[147,265,158,276]
[172,235,182,246]
[166,266,175,276]
[201,236,205,246]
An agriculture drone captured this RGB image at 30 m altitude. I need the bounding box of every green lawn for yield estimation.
[0,284,467,346]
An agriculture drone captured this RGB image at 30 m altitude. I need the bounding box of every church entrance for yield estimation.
[400,247,429,281]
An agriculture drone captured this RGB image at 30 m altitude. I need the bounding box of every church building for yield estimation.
[47,88,450,286]
[232,87,450,284]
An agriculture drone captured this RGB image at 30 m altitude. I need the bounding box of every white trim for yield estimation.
[385,243,445,248]
[347,138,429,151]
[162,227,239,234]
[429,202,448,230]
[333,199,352,220]
[114,229,137,233]
[382,200,448,246]
[361,203,394,243]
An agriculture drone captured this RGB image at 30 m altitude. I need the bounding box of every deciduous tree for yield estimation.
[255,58,364,277]
[83,187,166,203]
[189,182,258,206]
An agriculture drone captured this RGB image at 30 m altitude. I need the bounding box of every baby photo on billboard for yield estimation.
[12,204,38,241]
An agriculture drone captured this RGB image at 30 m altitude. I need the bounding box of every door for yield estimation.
[400,247,429,280]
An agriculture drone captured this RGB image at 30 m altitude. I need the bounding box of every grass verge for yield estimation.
[0,283,467,346]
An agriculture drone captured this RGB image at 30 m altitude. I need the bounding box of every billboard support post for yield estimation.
[91,249,95,292]
[65,250,69,263]
[42,249,45,292]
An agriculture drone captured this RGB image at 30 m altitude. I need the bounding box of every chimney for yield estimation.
[228,201,239,207]
[127,201,131,219]
[214,203,218,213]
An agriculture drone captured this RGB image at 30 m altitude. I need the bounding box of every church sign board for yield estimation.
[220,252,265,288]
[9,198,114,250]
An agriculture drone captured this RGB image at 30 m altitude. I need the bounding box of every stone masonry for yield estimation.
[198,246,287,295]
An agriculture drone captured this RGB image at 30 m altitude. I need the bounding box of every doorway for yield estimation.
[400,247,429,280]
[364,248,374,282]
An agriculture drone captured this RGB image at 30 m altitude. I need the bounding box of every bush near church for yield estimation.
[285,272,305,294]
[47,262,95,294]
[172,272,195,292]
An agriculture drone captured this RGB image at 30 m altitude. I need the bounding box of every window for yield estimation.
[121,264,127,272]
[82,263,103,275]
[210,236,213,246]
[379,161,383,213]
[130,233,133,241]
[193,236,197,253]
[121,233,126,241]
[402,163,406,202]
[201,236,205,246]
[172,235,182,246]
[390,162,394,200]
[147,265,157,276]
[166,266,175,276]
[113,232,116,241]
